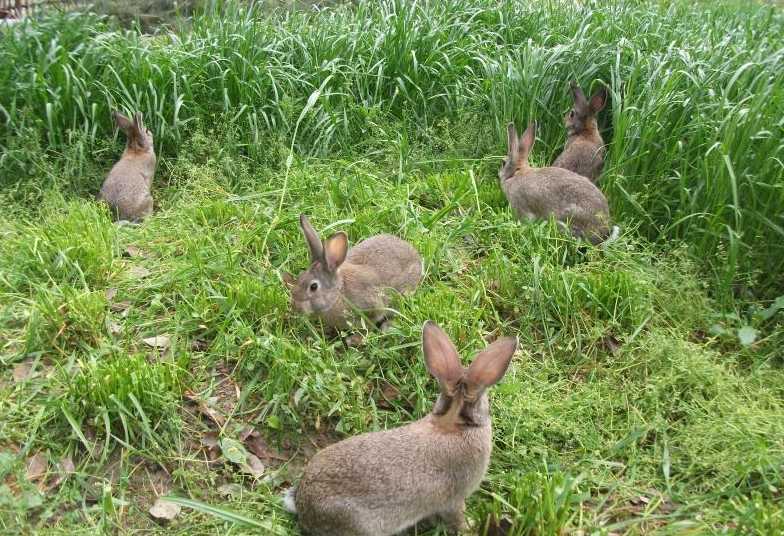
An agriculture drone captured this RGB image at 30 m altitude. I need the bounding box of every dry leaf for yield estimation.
[484,514,513,536]
[46,456,76,491]
[13,360,35,383]
[128,266,151,279]
[109,321,123,336]
[124,245,145,258]
[602,334,623,356]
[149,497,181,522]
[240,454,265,478]
[143,335,171,350]
[245,434,287,462]
[110,300,131,313]
[186,391,226,427]
[105,287,118,301]
[26,452,48,482]
[376,381,400,410]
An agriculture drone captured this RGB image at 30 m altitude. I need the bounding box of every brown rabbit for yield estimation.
[553,81,607,182]
[282,215,423,332]
[499,121,614,244]
[285,321,518,536]
[97,111,156,222]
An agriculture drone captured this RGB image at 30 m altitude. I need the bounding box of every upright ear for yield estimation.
[519,121,536,159]
[324,232,348,272]
[506,122,520,162]
[299,214,323,263]
[590,86,607,113]
[113,111,133,134]
[422,321,464,386]
[466,336,517,389]
[570,80,588,108]
[281,271,296,289]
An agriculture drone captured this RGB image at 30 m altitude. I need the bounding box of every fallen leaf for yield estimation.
[191,338,209,351]
[13,360,35,383]
[240,453,265,478]
[201,431,219,449]
[105,287,118,301]
[149,497,181,522]
[185,391,226,427]
[143,335,171,350]
[484,514,513,536]
[217,483,243,497]
[46,456,76,491]
[110,300,131,314]
[108,321,123,336]
[220,438,248,465]
[602,334,623,356]
[124,245,146,258]
[128,266,151,279]
[26,452,48,482]
[377,381,400,410]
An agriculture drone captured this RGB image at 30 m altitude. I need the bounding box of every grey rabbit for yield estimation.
[97,111,156,222]
[553,81,607,182]
[499,121,614,244]
[285,321,518,536]
[283,214,423,333]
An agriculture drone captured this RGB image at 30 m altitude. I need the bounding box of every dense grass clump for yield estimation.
[0,1,783,534]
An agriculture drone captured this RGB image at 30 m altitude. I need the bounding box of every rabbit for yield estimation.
[284,321,518,536]
[553,81,607,182]
[499,121,614,244]
[97,111,156,222]
[282,214,423,333]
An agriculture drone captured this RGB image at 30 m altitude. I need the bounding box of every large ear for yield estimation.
[281,271,296,289]
[570,80,588,108]
[299,214,323,263]
[112,111,133,134]
[323,232,348,272]
[589,86,607,113]
[422,321,464,386]
[506,122,519,160]
[519,121,536,159]
[466,336,517,389]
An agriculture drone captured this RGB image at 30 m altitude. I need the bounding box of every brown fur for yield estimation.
[553,81,607,182]
[97,111,156,222]
[498,122,611,244]
[293,322,517,536]
[284,215,423,330]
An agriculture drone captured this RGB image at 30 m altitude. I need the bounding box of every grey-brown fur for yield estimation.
[283,215,423,331]
[291,322,518,536]
[97,111,156,222]
[499,121,611,244]
[552,81,607,182]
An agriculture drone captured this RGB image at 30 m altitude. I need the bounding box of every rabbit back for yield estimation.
[295,416,491,536]
[346,234,423,295]
[99,155,156,221]
[503,167,610,243]
[553,137,605,182]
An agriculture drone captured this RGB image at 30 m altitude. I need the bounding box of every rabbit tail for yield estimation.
[282,487,297,513]
[603,225,620,248]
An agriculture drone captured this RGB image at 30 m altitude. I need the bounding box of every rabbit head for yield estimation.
[423,321,517,428]
[283,214,348,316]
[564,81,606,136]
[498,121,536,181]
[113,111,153,154]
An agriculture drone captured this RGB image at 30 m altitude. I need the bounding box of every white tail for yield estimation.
[603,225,621,249]
[282,487,297,513]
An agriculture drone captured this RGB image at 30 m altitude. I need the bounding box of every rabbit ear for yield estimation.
[466,336,517,390]
[519,121,536,159]
[299,214,324,263]
[570,80,588,108]
[422,321,464,386]
[113,111,133,133]
[281,271,296,289]
[590,86,607,113]
[324,232,348,272]
[506,122,519,159]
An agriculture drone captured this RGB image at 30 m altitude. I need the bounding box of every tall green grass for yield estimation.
[1,0,783,299]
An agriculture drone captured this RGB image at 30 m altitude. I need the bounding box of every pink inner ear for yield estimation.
[422,322,464,384]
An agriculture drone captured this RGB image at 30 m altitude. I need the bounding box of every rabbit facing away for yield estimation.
[97,111,156,222]
[285,321,518,536]
[553,81,607,182]
[283,215,423,332]
[498,121,612,244]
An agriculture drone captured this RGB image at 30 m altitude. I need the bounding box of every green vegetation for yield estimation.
[1,0,782,534]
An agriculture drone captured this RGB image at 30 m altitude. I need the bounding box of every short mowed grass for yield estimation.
[1,0,783,534]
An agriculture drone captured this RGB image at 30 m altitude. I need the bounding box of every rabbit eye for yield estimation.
[309,281,319,292]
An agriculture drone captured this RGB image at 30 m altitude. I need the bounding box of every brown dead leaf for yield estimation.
[46,456,76,491]
[143,335,171,350]
[242,430,287,462]
[110,300,131,314]
[217,483,243,497]
[13,360,35,383]
[484,514,513,536]
[602,334,623,356]
[186,391,226,427]
[26,452,48,483]
[124,245,146,258]
[108,321,123,336]
[149,497,180,522]
[128,266,151,279]
[375,380,400,410]
[240,454,265,478]
[105,287,118,301]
